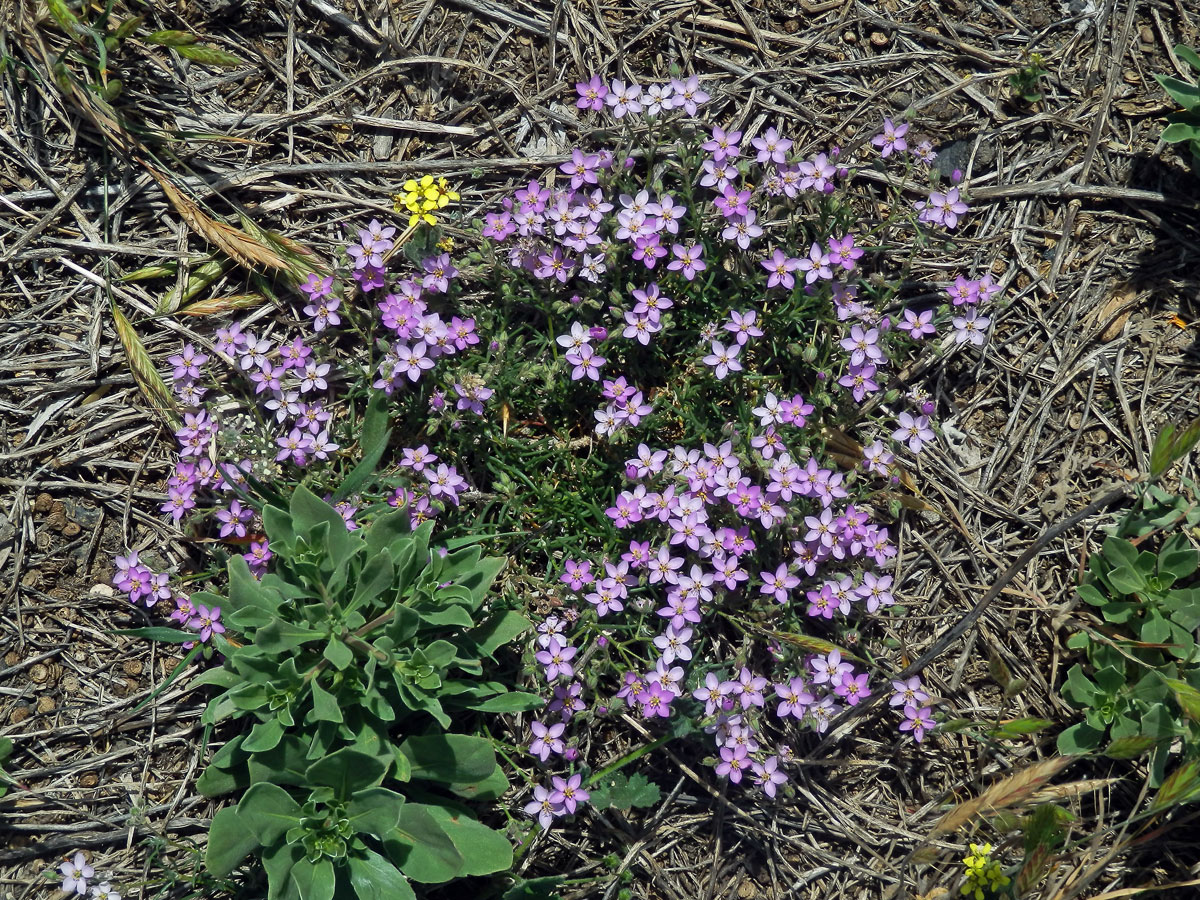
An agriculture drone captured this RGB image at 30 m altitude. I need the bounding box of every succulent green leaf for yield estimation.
[336,391,391,500]
[1056,721,1105,754]
[348,848,416,900]
[385,803,465,883]
[1100,536,1139,570]
[236,782,303,844]
[467,610,533,659]
[288,856,335,900]
[400,734,497,784]
[309,679,343,723]
[1158,533,1199,581]
[347,787,406,838]
[206,806,260,876]
[1106,565,1145,595]
[305,748,387,797]
[421,801,513,875]
[244,717,285,752]
[467,692,546,713]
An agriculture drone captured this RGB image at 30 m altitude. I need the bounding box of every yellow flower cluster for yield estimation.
[960,843,1010,900]
[394,175,459,227]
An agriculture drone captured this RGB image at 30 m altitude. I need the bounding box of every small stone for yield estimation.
[843,30,857,43]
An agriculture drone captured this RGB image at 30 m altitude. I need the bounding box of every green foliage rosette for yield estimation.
[190,486,536,900]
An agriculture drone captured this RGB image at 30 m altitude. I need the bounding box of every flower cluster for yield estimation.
[960,842,1010,900]
[394,174,460,227]
[111,551,225,648]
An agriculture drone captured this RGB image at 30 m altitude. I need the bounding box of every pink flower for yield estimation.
[871,117,909,157]
[575,74,608,111]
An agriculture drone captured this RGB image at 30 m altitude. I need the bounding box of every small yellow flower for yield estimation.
[436,236,456,252]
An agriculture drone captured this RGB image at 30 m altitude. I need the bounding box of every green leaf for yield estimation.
[587,772,661,810]
[1158,74,1200,107]
[1163,122,1200,143]
[1106,565,1146,595]
[1141,611,1171,645]
[467,610,532,659]
[263,503,296,548]
[1100,536,1139,570]
[400,734,497,784]
[1159,533,1199,581]
[467,692,546,713]
[1076,583,1109,606]
[323,637,354,671]
[348,849,416,900]
[305,748,387,797]
[205,806,260,876]
[247,735,312,788]
[263,843,303,900]
[255,619,325,653]
[1063,664,1097,706]
[197,736,248,797]
[288,856,335,900]
[309,679,343,724]
[421,801,513,875]
[385,803,465,883]
[448,764,508,802]
[1175,43,1200,74]
[244,717,285,753]
[454,555,506,609]
[290,485,352,548]
[229,554,282,615]
[1056,721,1105,755]
[347,787,406,838]
[351,552,395,611]
[237,782,303,845]
[336,391,392,500]
[418,605,475,628]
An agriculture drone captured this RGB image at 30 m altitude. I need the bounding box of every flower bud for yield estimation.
[802,345,819,363]
[589,326,609,342]
[883,388,900,403]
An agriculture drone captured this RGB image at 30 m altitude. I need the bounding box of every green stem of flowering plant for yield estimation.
[586,731,676,786]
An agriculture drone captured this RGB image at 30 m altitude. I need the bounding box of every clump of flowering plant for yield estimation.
[122,67,1003,852]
